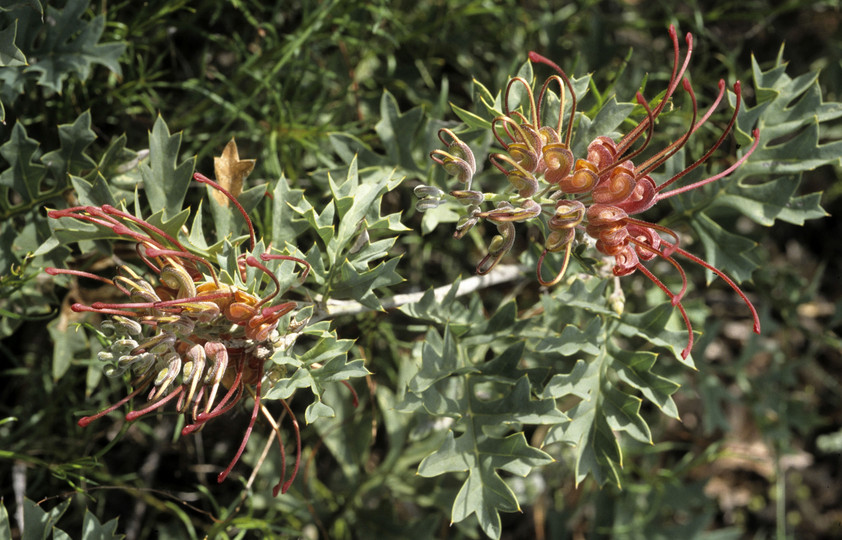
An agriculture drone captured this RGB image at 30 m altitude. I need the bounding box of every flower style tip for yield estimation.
[527,51,556,70]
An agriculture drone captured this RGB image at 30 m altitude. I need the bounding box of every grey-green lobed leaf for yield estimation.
[139,116,195,219]
[24,0,125,94]
[0,19,27,68]
[406,322,561,538]
[665,50,832,282]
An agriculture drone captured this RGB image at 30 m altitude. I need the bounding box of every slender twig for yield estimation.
[315,264,528,319]
[13,460,25,536]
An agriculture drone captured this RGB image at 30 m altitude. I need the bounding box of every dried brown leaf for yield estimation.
[212,138,255,206]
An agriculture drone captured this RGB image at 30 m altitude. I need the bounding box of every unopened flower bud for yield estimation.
[506,169,539,198]
[416,198,444,212]
[414,185,444,199]
[488,235,506,253]
[152,353,182,400]
[112,316,143,336]
[546,229,575,252]
[132,353,156,374]
[99,320,116,338]
[104,365,123,378]
[451,190,484,206]
[454,214,479,238]
[112,338,139,354]
[609,278,626,316]
[183,361,196,383]
[160,265,197,298]
[149,338,175,355]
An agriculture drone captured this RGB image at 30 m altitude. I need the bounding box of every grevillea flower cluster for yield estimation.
[422,26,761,358]
[47,172,309,495]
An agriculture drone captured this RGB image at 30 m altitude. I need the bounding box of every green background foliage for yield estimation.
[2,0,841,538]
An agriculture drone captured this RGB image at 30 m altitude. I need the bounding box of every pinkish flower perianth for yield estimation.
[428,25,761,358]
[46,172,311,495]
[529,26,760,357]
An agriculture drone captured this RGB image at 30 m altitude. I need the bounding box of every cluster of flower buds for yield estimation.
[47,172,309,495]
[424,26,761,358]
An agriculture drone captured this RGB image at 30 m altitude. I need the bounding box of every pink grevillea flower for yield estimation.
[47,172,310,496]
[427,25,761,358]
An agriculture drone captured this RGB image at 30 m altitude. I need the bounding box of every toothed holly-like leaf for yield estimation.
[667,49,832,282]
[47,304,90,380]
[471,78,498,120]
[712,174,826,227]
[212,139,255,202]
[288,197,336,247]
[614,349,681,419]
[270,172,309,243]
[326,157,405,264]
[571,95,634,155]
[408,280,680,496]
[0,20,26,68]
[409,325,466,394]
[450,102,493,131]
[616,302,696,368]
[264,330,367,424]
[140,116,195,219]
[541,349,655,487]
[0,111,100,222]
[528,317,603,357]
[70,174,116,208]
[41,110,97,180]
[523,279,687,487]
[419,430,551,539]
[0,121,47,210]
[81,509,123,540]
[207,181,266,243]
[8,0,124,96]
[404,324,563,538]
[690,212,761,284]
[329,257,404,310]
[543,359,625,487]
[399,277,485,336]
[22,498,71,540]
[375,91,425,173]
[286,158,406,310]
[0,499,10,540]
